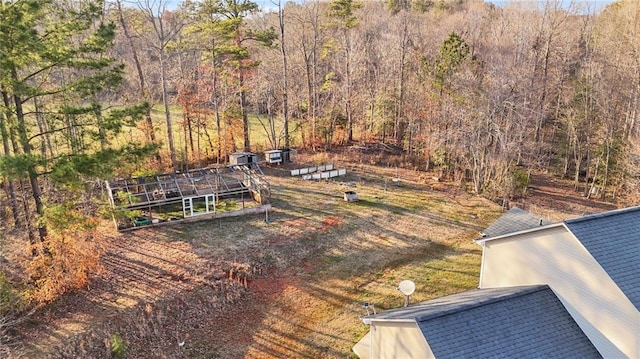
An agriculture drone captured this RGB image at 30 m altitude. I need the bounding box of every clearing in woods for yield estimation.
[10,152,615,358]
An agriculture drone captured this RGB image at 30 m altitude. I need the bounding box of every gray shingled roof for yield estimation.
[564,206,640,310]
[481,207,551,238]
[365,286,601,359]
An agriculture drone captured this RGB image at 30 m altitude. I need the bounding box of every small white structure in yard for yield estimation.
[302,168,347,180]
[229,152,258,165]
[264,149,283,164]
[291,164,334,176]
[344,191,357,202]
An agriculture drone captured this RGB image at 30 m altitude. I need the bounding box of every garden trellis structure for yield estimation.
[106,163,270,230]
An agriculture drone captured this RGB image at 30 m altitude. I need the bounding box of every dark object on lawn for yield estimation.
[134,217,151,226]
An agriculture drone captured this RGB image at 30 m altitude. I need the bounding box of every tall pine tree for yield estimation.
[0,0,153,243]
[193,0,275,153]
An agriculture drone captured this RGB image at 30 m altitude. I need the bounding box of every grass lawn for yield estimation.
[121,157,502,358]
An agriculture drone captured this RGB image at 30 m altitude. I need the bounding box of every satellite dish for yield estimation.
[398,280,416,307]
[398,280,416,296]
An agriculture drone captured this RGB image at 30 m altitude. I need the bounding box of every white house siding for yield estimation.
[364,321,433,359]
[479,226,640,358]
[353,332,372,359]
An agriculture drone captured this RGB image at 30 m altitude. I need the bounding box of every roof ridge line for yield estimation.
[565,206,640,224]
[415,285,548,322]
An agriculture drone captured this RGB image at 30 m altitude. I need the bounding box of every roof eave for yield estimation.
[361,317,416,325]
[474,222,565,244]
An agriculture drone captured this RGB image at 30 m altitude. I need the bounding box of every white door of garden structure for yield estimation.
[183,194,216,217]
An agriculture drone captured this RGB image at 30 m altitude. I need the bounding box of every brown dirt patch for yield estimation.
[318,216,341,231]
[251,277,297,298]
[517,174,616,221]
[282,218,313,229]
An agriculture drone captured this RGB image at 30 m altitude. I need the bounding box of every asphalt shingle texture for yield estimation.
[416,286,602,359]
[481,207,551,238]
[564,206,640,310]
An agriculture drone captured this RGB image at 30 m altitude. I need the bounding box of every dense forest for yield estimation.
[1,0,639,315]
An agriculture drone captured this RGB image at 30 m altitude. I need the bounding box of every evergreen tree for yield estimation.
[0,0,153,243]
[195,0,275,153]
[430,31,470,94]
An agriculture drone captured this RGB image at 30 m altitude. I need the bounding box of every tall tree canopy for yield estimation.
[4,0,639,244]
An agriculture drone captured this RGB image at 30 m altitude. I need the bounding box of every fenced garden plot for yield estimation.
[106,163,270,230]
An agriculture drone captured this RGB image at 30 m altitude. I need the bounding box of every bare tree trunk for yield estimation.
[395,12,409,145]
[138,0,182,170]
[573,141,582,191]
[562,133,571,178]
[183,112,189,170]
[299,2,320,149]
[312,45,318,149]
[210,46,223,163]
[11,75,46,242]
[601,136,611,200]
[160,50,178,172]
[279,1,290,149]
[202,119,215,158]
[583,148,591,197]
[345,29,353,142]
[0,91,21,226]
[239,71,250,152]
[116,0,158,150]
[196,113,202,167]
[587,153,601,199]
[534,33,552,144]
[33,97,53,162]
[259,89,277,149]
[302,46,316,148]
[177,42,193,166]
[626,77,639,140]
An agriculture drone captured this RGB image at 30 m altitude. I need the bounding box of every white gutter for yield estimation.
[474,222,564,244]
[362,317,416,325]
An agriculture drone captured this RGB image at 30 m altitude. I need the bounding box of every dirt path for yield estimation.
[522,174,616,221]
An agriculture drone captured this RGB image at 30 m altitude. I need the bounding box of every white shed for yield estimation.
[264,149,283,164]
[229,152,258,165]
